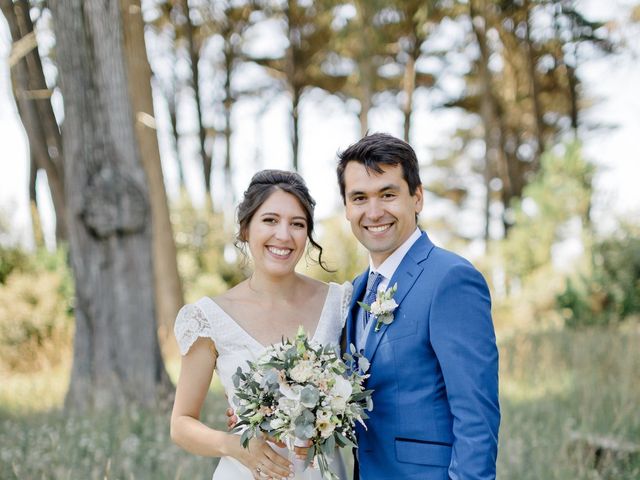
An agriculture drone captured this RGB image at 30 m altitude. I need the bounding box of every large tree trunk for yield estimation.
[1,0,68,243]
[120,0,184,342]
[50,0,171,410]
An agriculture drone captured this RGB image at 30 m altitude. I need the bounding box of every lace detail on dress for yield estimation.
[312,282,353,348]
[174,302,216,355]
[340,281,354,323]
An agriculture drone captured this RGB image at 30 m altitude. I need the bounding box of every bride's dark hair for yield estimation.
[235,169,331,272]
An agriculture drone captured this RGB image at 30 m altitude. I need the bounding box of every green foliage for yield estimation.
[558,226,640,328]
[172,196,246,302]
[0,247,74,372]
[500,142,594,281]
[0,210,29,283]
[0,245,28,284]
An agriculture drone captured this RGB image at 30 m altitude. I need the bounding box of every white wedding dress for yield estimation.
[174,281,353,480]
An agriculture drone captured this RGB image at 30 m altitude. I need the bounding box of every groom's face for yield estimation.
[343,161,423,267]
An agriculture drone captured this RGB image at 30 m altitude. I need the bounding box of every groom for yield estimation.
[339,133,500,480]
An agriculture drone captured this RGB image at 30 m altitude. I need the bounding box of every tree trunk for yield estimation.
[158,36,186,191]
[223,38,234,210]
[354,0,373,137]
[28,154,45,248]
[180,0,212,198]
[470,0,509,239]
[523,0,544,167]
[402,50,416,143]
[357,53,373,137]
[557,0,580,137]
[120,0,184,343]
[50,0,171,410]
[169,96,186,190]
[566,60,579,137]
[291,88,300,172]
[1,0,68,243]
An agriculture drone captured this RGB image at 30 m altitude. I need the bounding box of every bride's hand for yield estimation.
[226,408,286,449]
[234,437,293,480]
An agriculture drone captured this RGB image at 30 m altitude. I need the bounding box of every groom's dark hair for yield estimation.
[336,132,422,202]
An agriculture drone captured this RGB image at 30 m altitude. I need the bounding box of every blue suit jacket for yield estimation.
[345,232,500,480]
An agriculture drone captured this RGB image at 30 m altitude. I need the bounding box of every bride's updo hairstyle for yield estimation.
[236,169,331,272]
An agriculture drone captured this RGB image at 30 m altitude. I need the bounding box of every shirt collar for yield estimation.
[369,227,422,282]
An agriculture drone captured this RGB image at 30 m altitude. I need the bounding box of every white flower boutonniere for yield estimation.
[358,283,399,332]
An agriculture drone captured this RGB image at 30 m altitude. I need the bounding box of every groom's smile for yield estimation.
[365,224,392,233]
[343,162,423,267]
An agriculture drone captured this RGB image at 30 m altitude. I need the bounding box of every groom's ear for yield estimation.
[414,184,424,214]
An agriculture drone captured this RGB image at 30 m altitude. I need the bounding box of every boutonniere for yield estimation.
[358,283,399,332]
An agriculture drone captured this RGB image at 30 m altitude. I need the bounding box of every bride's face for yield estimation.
[246,189,309,276]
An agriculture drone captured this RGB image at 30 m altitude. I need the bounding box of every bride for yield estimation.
[171,170,352,480]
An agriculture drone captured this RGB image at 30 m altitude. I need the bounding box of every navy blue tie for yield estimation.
[363,272,383,327]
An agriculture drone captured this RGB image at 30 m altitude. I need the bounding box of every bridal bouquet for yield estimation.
[232,327,373,479]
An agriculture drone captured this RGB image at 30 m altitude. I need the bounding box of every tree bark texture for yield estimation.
[120,0,184,342]
[50,0,171,410]
[1,0,68,243]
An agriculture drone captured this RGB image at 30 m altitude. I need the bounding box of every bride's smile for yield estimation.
[245,189,308,276]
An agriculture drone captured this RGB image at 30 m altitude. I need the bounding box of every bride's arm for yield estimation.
[170,337,293,479]
[170,337,224,455]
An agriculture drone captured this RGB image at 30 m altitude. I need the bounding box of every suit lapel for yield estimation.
[363,232,434,364]
[345,270,369,352]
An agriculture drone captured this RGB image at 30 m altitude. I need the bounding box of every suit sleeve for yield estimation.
[429,263,500,480]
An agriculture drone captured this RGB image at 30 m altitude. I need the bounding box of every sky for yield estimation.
[0,1,638,250]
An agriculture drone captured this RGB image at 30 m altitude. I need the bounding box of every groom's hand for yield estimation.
[226,408,286,448]
[293,439,312,461]
[226,407,238,430]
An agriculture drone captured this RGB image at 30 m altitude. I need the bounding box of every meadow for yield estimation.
[1,324,638,479]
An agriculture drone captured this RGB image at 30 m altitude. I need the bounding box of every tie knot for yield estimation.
[366,272,383,300]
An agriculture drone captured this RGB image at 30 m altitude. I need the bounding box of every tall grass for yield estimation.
[1,325,638,479]
[497,325,640,479]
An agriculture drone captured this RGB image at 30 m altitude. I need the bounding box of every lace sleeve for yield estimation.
[339,281,354,325]
[174,302,215,355]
